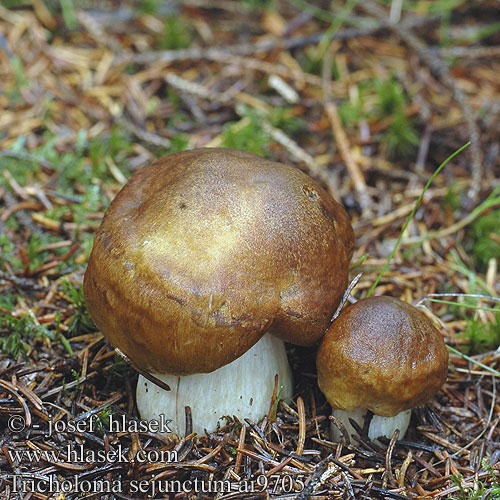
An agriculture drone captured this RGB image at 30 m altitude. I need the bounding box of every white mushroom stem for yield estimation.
[330,408,411,443]
[136,334,293,437]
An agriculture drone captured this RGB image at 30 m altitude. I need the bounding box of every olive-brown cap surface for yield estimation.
[84,148,353,375]
[317,296,449,417]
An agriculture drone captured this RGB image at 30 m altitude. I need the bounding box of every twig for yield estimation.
[384,429,399,488]
[117,116,171,149]
[0,150,54,171]
[296,397,306,456]
[437,45,500,59]
[322,43,371,214]
[234,424,246,476]
[296,452,336,500]
[0,379,32,427]
[328,273,362,327]
[119,30,380,66]
[115,347,171,391]
[118,14,441,66]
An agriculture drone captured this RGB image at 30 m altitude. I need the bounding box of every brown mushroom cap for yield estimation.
[317,296,449,417]
[84,148,353,375]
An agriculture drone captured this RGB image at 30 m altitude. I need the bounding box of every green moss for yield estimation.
[0,235,22,271]
[449,460,500,500]
[221,110,272,157]
[241,0,274,10]
[469,209,500,272]
[270,107,305,136]
[61,280,96,337]
[7,56,28,102]
[160,16,194,50]
[0,312,54,357]
[168,133,190,154]
[463,315,500,355]
[339,98,364,127]
[0,331,29,358]
[383,112,419,159]
[442,184,464,213]
[372,77,419,158]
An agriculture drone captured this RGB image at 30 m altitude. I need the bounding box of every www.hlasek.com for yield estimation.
[6,443,177,464]
[11,475,306,495]
[6,413,175,463]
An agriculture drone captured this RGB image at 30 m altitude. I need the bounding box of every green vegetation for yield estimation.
[0,331,29,358]
[0,292,18,312]
[2,127,132,191]
[298,48,328,76]
[0,235,22,270]
[61,280,95,337]
[449,460,500,500]
[0,126,136,357]
[374,77,419,158]
[220,106,304,157]
[135,1,194,49]
[221,112,272,157]
[414,183,500,355]
[382,112,419,159]
[137,0,165,15]
[59,0,77,29]
[363,142,500,357]
[168,133,190,154]
[0,0,30,8]
[339,93,365,127]
[367,142,471,297]
[103,355,131,390]
[0,284,87,358]
[241,0,275,10]
[428,297,500,355]
[339,76,419,159]
[442,184,464,213]
[267,385,285,422]
[442,184,500,275]
[61,368,81,396]
[0,312,52,357]
[470,209,500,272]
[161,16,194,50]
[376,0,467,15]
[464,315,500,355]
[97,407,112,433]
[8,56,28,102]
[270,107,305,136]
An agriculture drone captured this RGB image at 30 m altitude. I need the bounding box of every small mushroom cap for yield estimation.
[317,296,449,417]
[84,148,353,375]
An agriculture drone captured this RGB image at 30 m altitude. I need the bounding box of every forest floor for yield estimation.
[0,1,499,499]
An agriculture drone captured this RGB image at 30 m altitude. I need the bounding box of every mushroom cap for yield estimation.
[84,148,353,375]
[317,296,449,417]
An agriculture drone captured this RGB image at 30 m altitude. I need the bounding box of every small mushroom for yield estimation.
[84,148,354,435]
[316,296,449,442]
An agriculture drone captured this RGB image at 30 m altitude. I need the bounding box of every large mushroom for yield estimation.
[317,296,449,442]
[84,148,354,435]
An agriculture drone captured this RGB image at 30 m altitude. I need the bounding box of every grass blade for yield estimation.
[367,141,471,297]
